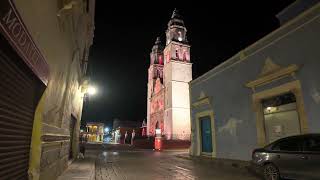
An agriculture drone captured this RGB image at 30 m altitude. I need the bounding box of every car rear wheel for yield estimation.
[263,163,280,180]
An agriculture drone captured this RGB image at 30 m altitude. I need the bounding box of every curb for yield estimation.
[176,154,250,169]
[161,148,189,152]
[176,154,263,179]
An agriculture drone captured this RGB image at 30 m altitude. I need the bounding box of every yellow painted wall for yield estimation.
[28,92,47,180]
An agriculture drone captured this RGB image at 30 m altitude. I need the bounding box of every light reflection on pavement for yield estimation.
[94,149,259,180]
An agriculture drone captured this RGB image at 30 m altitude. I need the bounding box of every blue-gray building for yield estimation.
[190,1,320,161]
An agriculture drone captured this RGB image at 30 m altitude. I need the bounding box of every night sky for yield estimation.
[82,2,294,128]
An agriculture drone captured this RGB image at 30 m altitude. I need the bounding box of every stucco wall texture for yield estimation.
[190,3,320,161]
[13,0,95,179]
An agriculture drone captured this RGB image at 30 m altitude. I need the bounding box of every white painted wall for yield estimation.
[172,81,190,108]
[172,108,191,140]
[164,60,192,140]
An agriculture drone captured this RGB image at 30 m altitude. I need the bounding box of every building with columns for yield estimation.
[147,9,192,140]
[82,122,104,142]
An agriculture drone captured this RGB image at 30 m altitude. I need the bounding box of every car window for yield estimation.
[272,137,302,152]
[304,136,320,152]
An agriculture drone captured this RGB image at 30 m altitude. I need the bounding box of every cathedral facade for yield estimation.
[147,10,192,140]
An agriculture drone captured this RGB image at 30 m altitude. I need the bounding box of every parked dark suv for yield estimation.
[251,134,320,180]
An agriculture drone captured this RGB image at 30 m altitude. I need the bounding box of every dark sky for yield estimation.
[82,2,294,127]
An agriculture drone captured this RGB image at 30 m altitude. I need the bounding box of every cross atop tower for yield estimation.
[171,8,182,19]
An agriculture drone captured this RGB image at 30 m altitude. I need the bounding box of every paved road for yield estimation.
[94,146,260,180]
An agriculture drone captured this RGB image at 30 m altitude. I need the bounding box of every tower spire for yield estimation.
[152,36,163,52]
[150,37,164,65]
[166,9,187,44]
[168,8,184,27]
[171,8,180,19]
[155,36,161,45]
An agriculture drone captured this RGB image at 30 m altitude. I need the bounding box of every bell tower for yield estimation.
[147,37,164,136]
[163,9,192,140]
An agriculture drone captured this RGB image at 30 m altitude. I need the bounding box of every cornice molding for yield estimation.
[192,91,211,108]
[246,58,299,91]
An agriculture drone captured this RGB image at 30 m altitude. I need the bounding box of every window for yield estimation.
[272,137,302,152]
[175,49,179,59]
[158,55,163,65]
[304,136,320,152]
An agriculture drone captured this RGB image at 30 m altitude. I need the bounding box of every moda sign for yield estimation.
[0,0,49,85]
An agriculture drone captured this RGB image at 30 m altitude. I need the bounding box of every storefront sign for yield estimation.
[0,0,49,85]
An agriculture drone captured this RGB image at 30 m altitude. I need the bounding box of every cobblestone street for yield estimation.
[94,146,260,180]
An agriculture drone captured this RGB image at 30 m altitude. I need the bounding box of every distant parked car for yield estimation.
[251,134,320,180]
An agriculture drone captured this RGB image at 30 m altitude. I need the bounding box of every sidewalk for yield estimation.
[57,152,96,180]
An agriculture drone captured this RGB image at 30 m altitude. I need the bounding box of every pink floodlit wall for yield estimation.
[164,44,190,64]
[149,84,164,136]
[147,65,163,137]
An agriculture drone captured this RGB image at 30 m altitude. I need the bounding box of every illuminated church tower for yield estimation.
[147,9,191,140]
[163,9,192,140]
[147,37,164,136]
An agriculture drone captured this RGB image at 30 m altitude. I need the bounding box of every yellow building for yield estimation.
[84,122,104,142]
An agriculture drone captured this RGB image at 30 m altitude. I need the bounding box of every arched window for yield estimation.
[157,69,161,78]
[159,55,163,65]
[154,54,158,64]
[175,49,179,59]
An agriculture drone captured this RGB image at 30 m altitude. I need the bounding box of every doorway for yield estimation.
[200,116,213,154]
[69,115,77,160]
